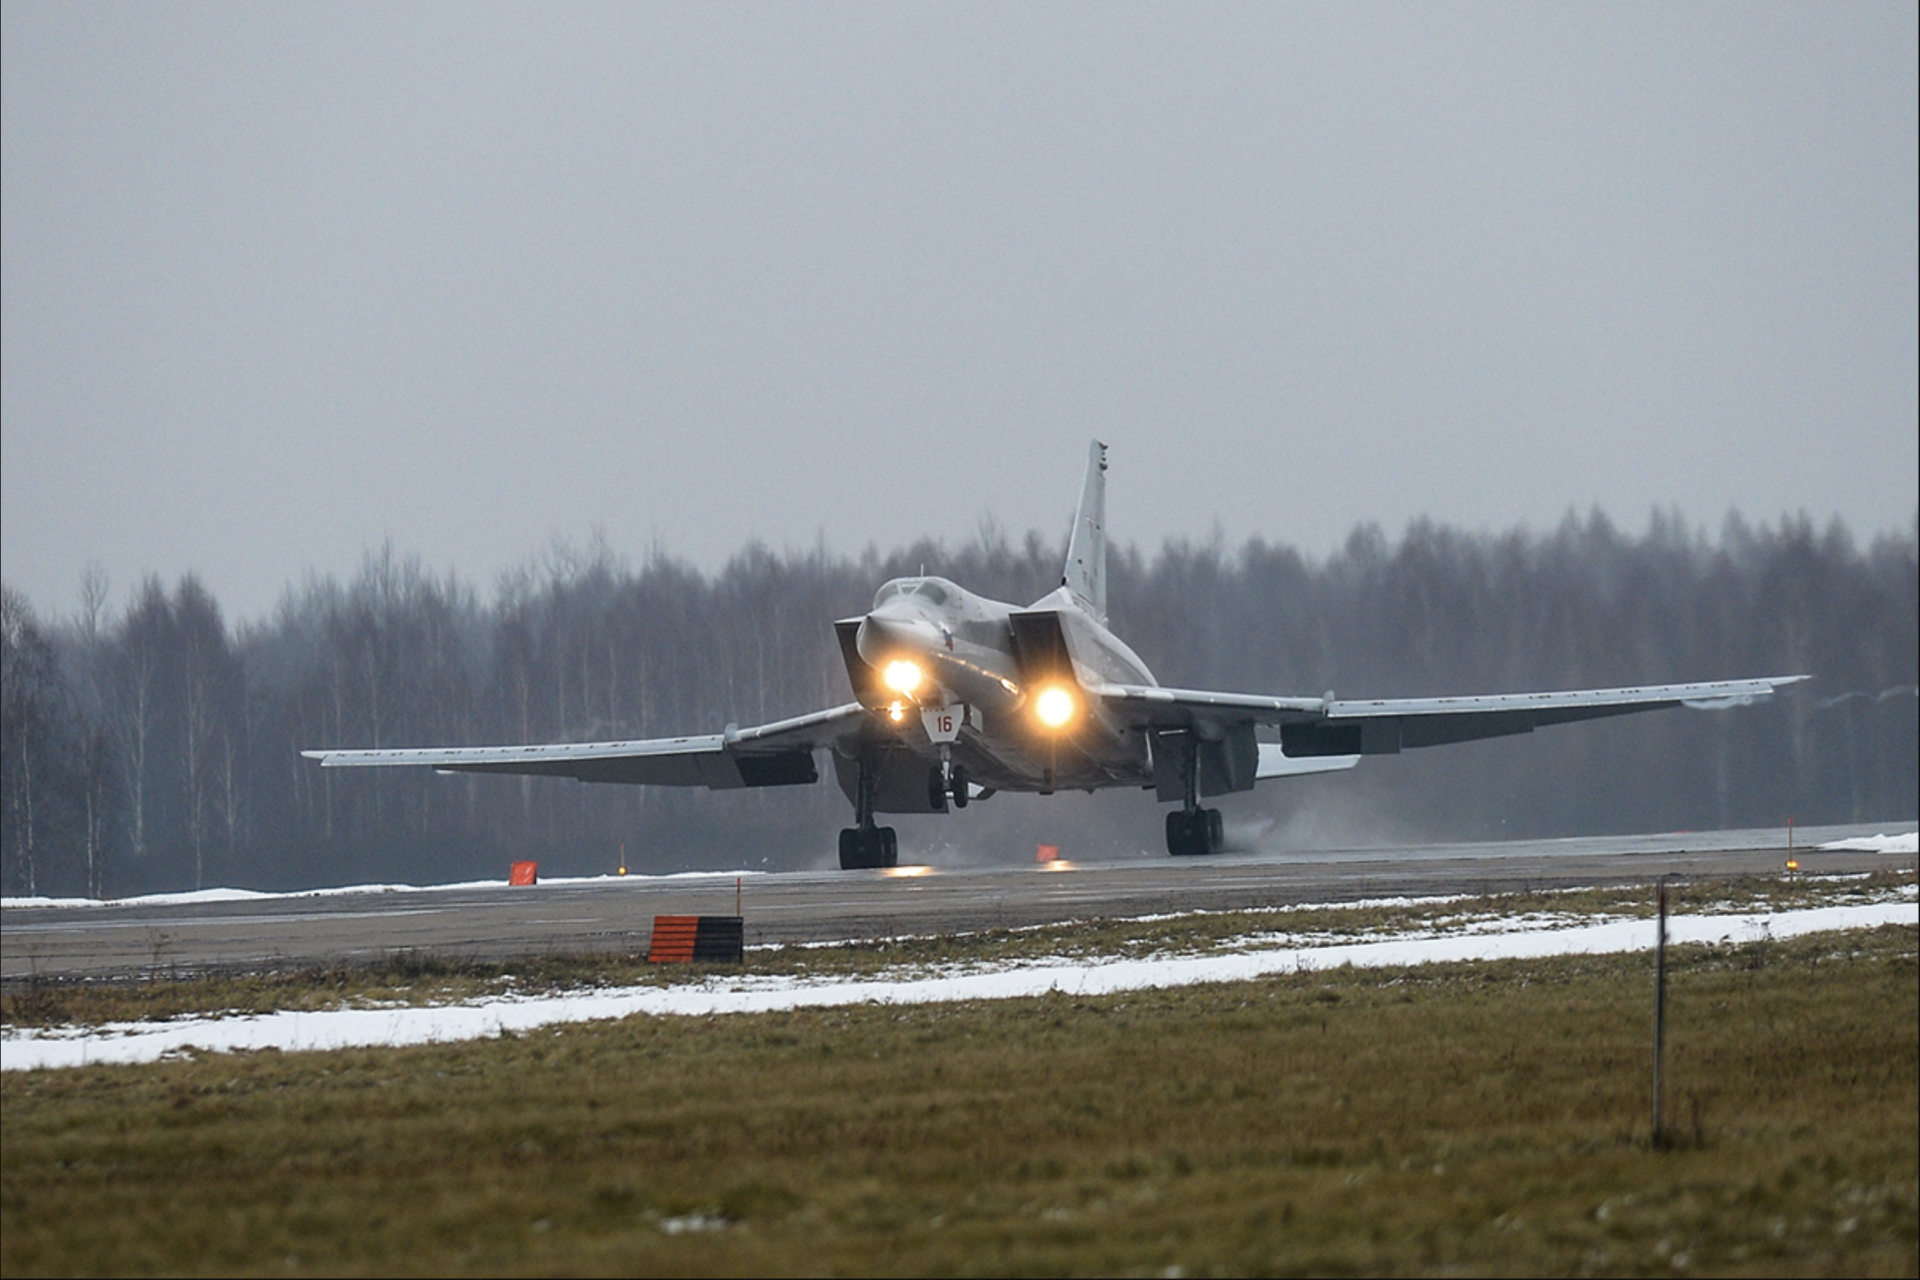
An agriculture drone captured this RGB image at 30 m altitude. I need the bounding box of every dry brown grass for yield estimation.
[3,920,1913,1277]
[5,870,1907,1029]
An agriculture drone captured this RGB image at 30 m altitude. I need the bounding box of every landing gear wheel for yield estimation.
[838,826,899,870]
[949,764,969,809]
[1166,808,1225,857]
[926,765,949,812]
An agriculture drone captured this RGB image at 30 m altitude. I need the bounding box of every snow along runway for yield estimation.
[6,875,1912,1072]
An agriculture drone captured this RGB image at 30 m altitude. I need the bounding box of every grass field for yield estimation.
[2,880,1913,1277]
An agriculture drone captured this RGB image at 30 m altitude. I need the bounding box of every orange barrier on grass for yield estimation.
[649,915,744,963]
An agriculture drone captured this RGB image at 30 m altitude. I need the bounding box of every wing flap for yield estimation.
[1092,683,1326,726]
[1256,743,1360,778]
[1324,677,1803,720]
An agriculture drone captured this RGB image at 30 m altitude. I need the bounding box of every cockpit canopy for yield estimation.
[872,576,954,609]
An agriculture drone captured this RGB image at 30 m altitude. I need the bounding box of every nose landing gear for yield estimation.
[921,756,967,817]
[924,750,970,812]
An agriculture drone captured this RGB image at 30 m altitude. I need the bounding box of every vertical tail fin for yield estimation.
[1062,439,1108,623]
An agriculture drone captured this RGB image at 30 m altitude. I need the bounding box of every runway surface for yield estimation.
[4,823,1912,984]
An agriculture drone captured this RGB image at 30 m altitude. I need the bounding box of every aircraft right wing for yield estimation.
[1093,675,1810,756]
[302,703,871,789]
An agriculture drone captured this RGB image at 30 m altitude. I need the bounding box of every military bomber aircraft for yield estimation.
[305,442,1806,868]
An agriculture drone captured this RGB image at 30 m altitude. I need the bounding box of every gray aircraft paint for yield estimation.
[306,444,1804,867]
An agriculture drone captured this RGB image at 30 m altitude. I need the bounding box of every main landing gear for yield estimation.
[840,750,898,870]
[1164,731,1224,856]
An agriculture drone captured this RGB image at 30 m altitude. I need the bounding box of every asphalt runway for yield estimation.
[4,823,1912,985]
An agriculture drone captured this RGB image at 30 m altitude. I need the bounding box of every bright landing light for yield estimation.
[884,660,923,695]
[1035,685,1076,729]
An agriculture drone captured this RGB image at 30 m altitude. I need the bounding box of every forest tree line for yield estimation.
[3,509,1915,897]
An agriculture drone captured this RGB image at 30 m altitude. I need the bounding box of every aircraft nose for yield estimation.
[856,608,941,668]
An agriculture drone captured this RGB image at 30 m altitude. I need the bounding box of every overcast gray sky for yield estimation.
[5,2,1915,627]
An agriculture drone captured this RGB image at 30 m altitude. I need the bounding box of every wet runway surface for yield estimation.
[5,823,1912,984]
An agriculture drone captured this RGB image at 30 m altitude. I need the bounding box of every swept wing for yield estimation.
[301,703,868,789]
[1092,675,1807,757]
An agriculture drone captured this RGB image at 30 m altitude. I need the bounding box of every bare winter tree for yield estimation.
[109,578,171,877]
[173,577,238,891]
[2,585,74,896]
[4,513,1913,893]
[70,564,118,897]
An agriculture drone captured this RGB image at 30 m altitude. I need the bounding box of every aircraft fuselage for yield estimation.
[836,576,1158,805]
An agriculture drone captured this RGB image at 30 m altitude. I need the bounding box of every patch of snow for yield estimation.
[5,900,1911,1073]
[1818,832,1918,854]
[0,868,767,910]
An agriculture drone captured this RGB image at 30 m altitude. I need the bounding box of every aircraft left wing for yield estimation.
[301,703,870,789]
[1093,675,1809,756]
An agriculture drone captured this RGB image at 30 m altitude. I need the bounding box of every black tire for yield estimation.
[1167,809,1224,857]
[926,766,948,812]
[839,827,898,870]
[950,764,969,809]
